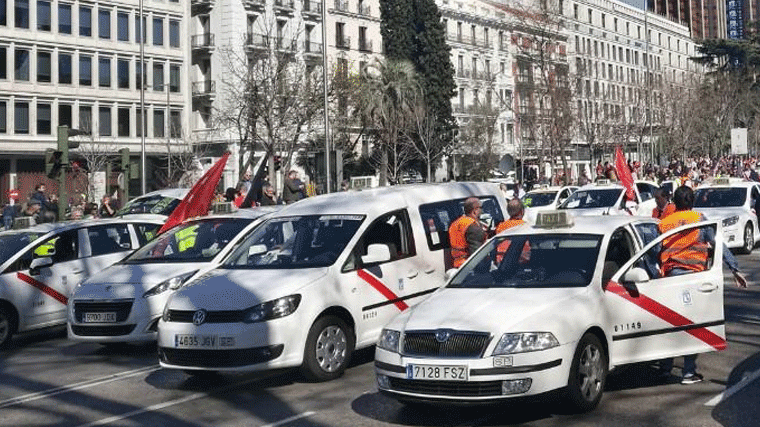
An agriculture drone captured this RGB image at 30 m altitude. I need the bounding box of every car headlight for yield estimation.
[377,329,401,353]
[142,270,198,299]
[493,332,559,355]
[722,215,740,227]
[242,295,301,323]
[162,301,171,322]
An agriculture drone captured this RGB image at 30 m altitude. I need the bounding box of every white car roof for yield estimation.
[503,214,655,236]
[181,206,283,222]
[275,182,503,219]
[136,188,190,199]
[0,216,165,236]
[699,180,756,189]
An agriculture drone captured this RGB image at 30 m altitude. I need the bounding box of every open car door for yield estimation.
[603,220,725,367]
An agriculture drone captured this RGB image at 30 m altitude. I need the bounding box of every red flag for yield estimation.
[614,146,636,201]
[158,152,230,234]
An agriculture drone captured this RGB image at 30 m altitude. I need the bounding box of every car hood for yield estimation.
[393,287,589,344]
[168,268,329,311]
[694,207,744,221]
[73,263,211,298]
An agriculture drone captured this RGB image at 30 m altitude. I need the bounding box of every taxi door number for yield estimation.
[407,364,468,381]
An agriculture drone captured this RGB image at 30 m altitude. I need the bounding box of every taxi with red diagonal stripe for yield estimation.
[375,211,726,412]
[0,216,164,348]
[157,182,508,381]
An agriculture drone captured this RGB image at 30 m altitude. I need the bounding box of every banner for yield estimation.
[615,146,636,201]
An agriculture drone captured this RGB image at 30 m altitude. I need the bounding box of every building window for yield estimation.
[37,0,51,31]
[136,60,145,89]
[98,56,110,87]
[79,54,91,85]
[0,47,6,79]
[59,3,71,33]
[0,0,6,25]
[79,105,91,131]
[117,12,128,41]
[0,101,6,133]
[37,51,51,82]
[79,5,91,36]
[37,102,51,134]
[117,107,129,136]
[135,16,145,43]
[153,63,163,91]
[136,108,144,136]
[14,48,29,81]
[15,101,29,134]
[169,64,180,92]
[15,0,29,28]
[170,110,180,137]
[153,109,164,137]
[98,8,110,39]
[335,22,345,47]
[169,19,179,47]
[98,106,111,136]
[117,58,129,88]
[153,17,163,46]
[59,104,72,128]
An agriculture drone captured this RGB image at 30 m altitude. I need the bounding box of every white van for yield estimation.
[157,182,507,380]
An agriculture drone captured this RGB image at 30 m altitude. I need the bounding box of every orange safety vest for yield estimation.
[658,210,709,275]
[652,203,676,219]
[449,215,477,268]
[495,219,527,263]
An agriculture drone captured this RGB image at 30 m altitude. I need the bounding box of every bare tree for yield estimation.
[402,98,445,182]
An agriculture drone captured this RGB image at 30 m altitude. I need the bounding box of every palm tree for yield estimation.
[357,58,420,185]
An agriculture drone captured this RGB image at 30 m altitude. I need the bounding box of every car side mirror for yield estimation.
[30,257,53,276]
[479,213,493,229]
[623,267,650,283]
[444,268,458,282]
[361,244,391,265]
[248,244,268,256]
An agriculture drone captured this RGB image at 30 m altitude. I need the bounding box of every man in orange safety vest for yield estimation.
[449,197,487,268]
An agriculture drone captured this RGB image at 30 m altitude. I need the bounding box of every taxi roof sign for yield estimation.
[713,177,731,186]
[595,179,611,185]
[534,210,574,228]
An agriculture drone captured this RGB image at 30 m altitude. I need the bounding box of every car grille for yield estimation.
[73,300,133,322]
[158,345,284,368]
[388,378,503,397]
[165,309,244,323]
[71,324,137,336]
[403,331,491,358]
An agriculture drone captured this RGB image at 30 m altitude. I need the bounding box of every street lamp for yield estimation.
[139,0,146,195]
[321,0,331,193]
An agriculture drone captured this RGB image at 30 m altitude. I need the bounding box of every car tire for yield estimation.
[741,223,754,254]
[300,315,354,382]
[565,333,607,412]
[0,305,17,349]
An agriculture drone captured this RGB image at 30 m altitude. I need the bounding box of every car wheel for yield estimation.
[741,223,754,254]
[565,333,607,412]
[300,315,354,382]
[0,305,17,349]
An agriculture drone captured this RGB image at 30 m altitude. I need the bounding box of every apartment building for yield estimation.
[0,0,190,194]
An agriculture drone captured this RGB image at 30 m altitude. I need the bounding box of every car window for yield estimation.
[602,228,636,283]
[88,224,132,257]
[694,188,746,208]
[343,210,416,272]
[419,195,504,251]
[629,223,718,280]
[560,189,621,209]
[0,232,43,267]
[34,230,79,263]
[634,222,660,246]
[522,192,556,207]
[116,195,181,216]
[135,223,161,245]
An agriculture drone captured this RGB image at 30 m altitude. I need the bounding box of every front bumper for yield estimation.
[67,294,169,343]
[374,342,574,402]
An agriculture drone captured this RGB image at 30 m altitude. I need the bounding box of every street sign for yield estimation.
[731,128,748,155]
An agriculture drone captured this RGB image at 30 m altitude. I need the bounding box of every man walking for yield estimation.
[448,197,487,268]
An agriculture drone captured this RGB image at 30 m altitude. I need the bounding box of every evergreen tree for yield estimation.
[380,0,414,60]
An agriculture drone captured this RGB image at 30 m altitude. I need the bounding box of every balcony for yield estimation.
[334,0,349,12]
[191,0,214,14]
[192,80,215,99]
[274,37,296,52]
[191,33,215,53]
[446,33,490,49]
[273,0,295,14]
[302,0,322,20]
[246,32,267,50]
[336,35,350,50]
[358,3,371,16]
[243,0,265,11]
[456,69,471,78]
[304,41,323,63]
[358,39,372,52]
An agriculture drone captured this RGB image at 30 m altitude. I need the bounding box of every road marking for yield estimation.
[260,412,316,427]
[75,375,280,427]
[704,367,760,407]
[0,365,161,409]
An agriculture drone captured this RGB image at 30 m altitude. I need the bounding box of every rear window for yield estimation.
[418,196,504,251]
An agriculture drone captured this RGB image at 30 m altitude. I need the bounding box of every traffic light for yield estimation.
[45,148,62,179]
[55,125,88,221]
[274,155,282,171]
[120,147,130,172]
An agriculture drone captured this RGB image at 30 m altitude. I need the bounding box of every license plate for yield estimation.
[83,312,117,323]
[174,334,236,348]
[407,364,468,381]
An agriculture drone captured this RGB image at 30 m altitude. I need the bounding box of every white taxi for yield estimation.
[67,207,281,344]
[693,178,760,254]
[375,211,726,411]
[115,188,189,217]
[521,186,578,223]
[558,180,656,216]
[0,216,163,348]
[157,182,508,380]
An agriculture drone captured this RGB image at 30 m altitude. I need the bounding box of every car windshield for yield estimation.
[0,231,44,265]
[694,188,746,208]
[559,189,622,209]
[122,218,253,263]
[448,234,602,289]
[223,215,364,269]
[116,195,181,216]
[522,192,557,207]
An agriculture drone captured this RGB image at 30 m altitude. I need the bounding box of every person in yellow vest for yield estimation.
[174,225,200,253]
[448,197,486,268]
[657,185,747,384]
